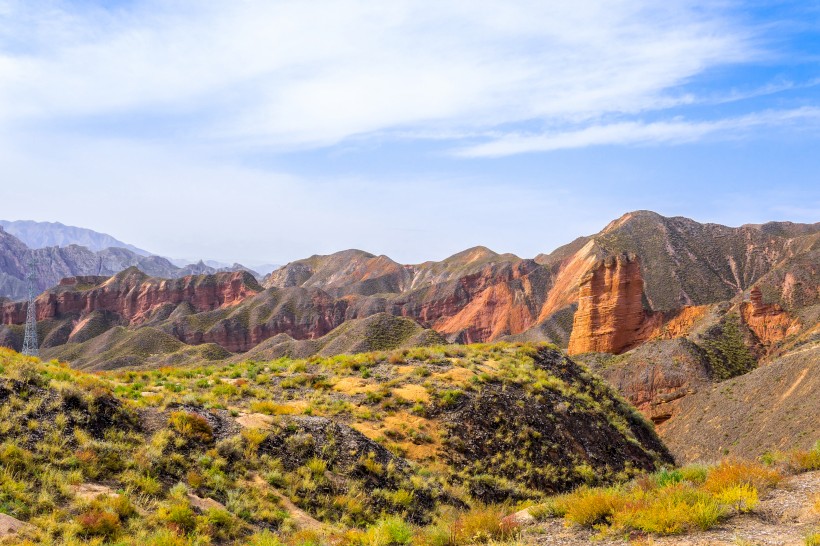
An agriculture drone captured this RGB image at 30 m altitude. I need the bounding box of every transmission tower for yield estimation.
[21,259,39,357]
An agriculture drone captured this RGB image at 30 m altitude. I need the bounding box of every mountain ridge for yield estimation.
[1,211,817,375]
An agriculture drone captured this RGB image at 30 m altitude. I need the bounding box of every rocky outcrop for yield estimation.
[740,286,801,348]
[587,339,712,425]
[567,254,647,355]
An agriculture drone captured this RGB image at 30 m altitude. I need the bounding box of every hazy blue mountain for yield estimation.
[0,220,150,256]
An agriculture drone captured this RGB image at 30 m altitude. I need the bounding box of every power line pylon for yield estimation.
[21,259,39,357]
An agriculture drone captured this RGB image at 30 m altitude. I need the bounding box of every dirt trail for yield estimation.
[526,471,820,546]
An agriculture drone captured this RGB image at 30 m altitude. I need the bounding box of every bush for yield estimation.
[704,460,781,494]
[247,530,286,545]
[787,442,820,472]
[451,504,519,543]
[364,516,414,545]
[158,499,196,534]
[715,483,758,513]
[168,411,214,443]
[561,487,624,527]
[529,495,569,521]
[77,508,121,538]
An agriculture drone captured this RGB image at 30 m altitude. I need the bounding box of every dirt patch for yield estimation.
[352,412,441,462]
[236,412,275,429]
[187,493,226,513]
[72,483,120,502]
[431,367,474,384]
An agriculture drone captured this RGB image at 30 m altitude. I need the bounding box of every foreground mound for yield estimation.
[0,343,669,544]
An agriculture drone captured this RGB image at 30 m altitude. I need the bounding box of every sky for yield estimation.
[0,1,818,266]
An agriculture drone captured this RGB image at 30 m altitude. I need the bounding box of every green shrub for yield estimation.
[168,411,214,443]
[365,516,413,545]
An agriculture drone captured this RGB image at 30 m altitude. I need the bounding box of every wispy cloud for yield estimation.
[453,107,820,157]
[0,0,758,150]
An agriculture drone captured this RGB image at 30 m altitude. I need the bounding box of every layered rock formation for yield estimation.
[1,268,259,326]
[567,253,646,355]
[740,286,801,348]
[583,339,712,426]
[265,246,551,343]
[1,211,818,370]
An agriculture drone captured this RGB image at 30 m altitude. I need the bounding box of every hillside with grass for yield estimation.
[0,342,673,545]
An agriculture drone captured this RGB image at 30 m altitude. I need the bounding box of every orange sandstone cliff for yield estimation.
[567,253,646,355]
[740,286,800,348]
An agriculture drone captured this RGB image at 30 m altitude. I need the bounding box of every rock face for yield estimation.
[740,286,801,348]
[567,253,646,355]
[586,339,713,426]
[1,268,260,327]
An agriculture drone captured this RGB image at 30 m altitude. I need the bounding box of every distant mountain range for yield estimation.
[0,221,261,300]
[0,220,151,256]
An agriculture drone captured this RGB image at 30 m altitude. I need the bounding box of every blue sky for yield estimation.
[0,0,818,265]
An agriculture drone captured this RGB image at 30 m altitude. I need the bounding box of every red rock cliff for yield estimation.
[740,286,800,347]
[567,253,646,355]
[1,268,260,327]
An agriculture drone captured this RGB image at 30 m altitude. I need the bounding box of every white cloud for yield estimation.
[454,107,820,157]
[0,0,757,148]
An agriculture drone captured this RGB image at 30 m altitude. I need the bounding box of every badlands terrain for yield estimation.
[0,211,817,545]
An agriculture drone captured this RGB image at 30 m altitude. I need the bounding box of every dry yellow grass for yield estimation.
[432,367,475,384]
[392,384,429,402]
[332,377,380,395]
[353,412,441,462]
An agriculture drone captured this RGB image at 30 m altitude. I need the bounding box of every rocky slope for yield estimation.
[660,342,820,464]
